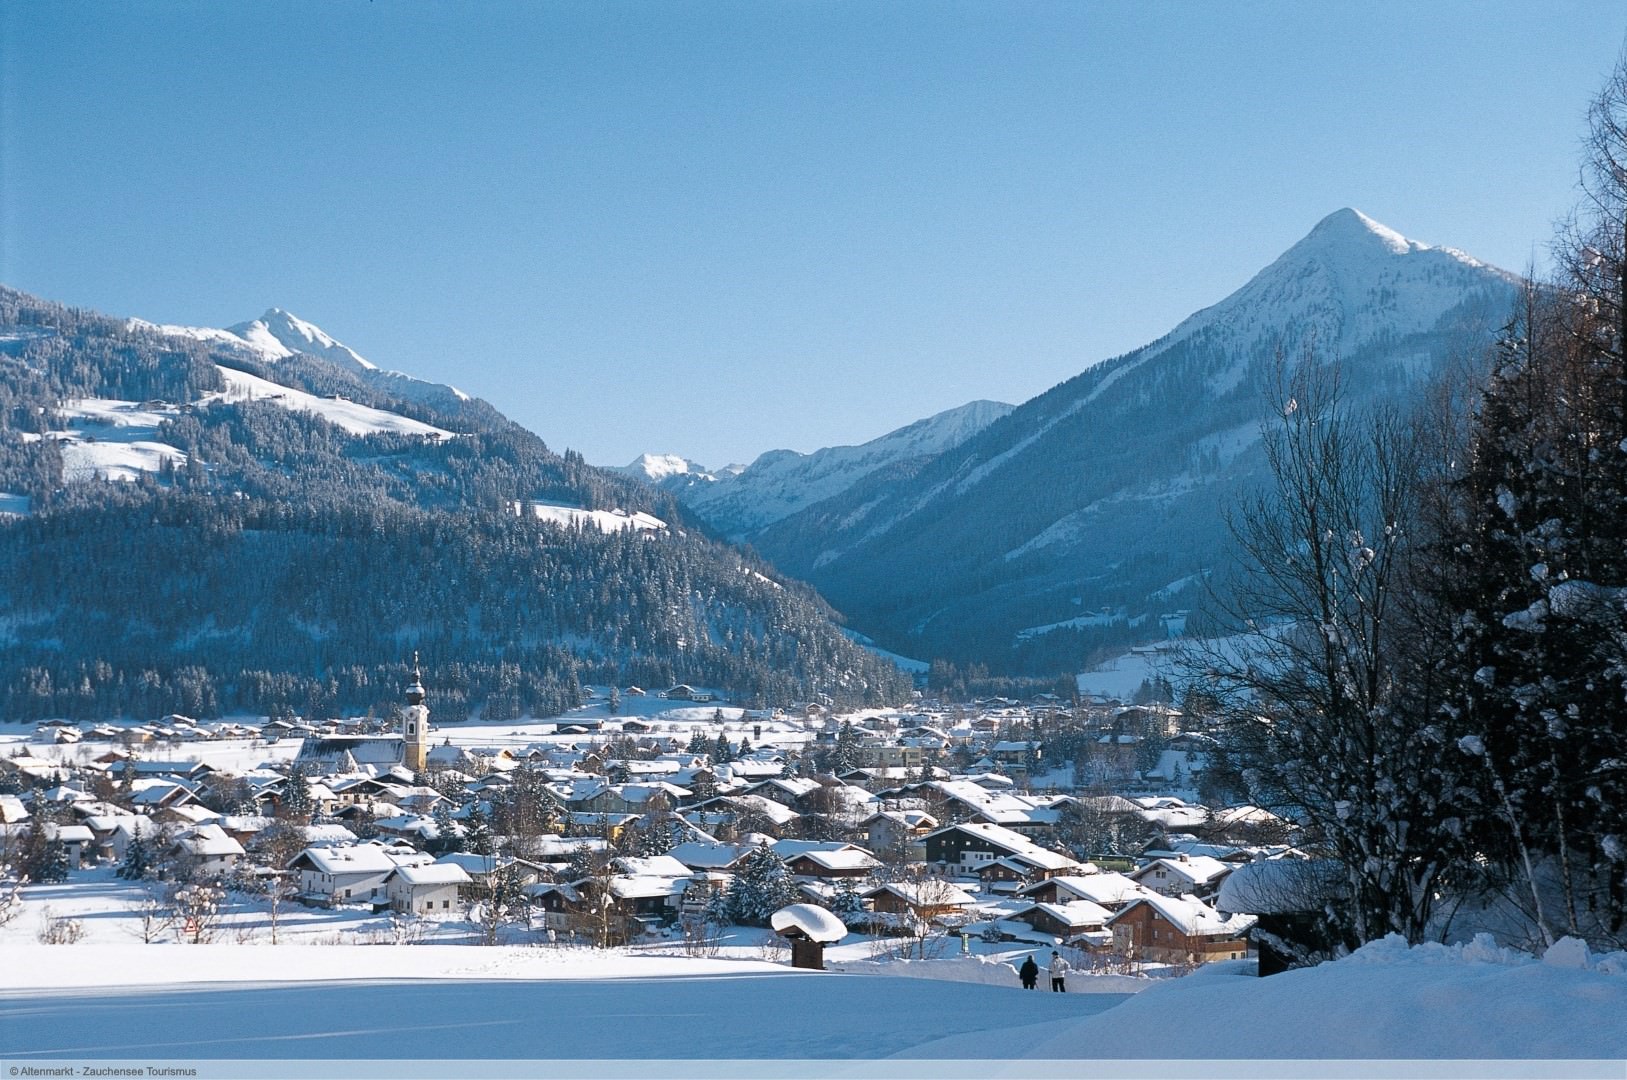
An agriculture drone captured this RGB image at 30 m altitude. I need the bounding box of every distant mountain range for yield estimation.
[614,399,1015,538]
[0,287,911,721]
[631,209,1521,672]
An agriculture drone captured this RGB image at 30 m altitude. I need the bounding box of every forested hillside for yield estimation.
[0,286,911,720]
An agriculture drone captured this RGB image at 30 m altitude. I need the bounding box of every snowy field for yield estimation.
[2,920,1625,1064]
[2,957,1124,1061]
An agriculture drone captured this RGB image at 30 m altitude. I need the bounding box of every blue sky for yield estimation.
[2,2,1623,466]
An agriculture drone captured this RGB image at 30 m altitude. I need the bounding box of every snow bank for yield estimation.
[829,953,1147,994]
[908,936,1627,1062]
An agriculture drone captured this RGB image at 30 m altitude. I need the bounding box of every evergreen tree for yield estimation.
[117,830,155,881]
[829,876,866,923]
[724,842,797,926]
[1426,57,1627,948]
[280,761,313,821]
[1435,284,1627,946]
[19,824,70,884]
[428,798,458,854]
[463,805,496,857]
[831,720,858,774]
[702,886,733,928]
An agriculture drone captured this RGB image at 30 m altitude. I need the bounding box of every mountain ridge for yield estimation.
[617,398,1015,538]
[734,209,1521,670]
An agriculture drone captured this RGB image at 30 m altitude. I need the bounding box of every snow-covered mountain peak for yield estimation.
[228,309,377,373]
[622,453,713,483]
[1301,207,1421,256]
[129,310,474,412]
[1158,208,1515,366]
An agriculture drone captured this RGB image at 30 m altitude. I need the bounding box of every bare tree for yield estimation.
[168,881,225,944]
[1195,354,1472,945]
[0,859,25,928]
[123,888,171,943]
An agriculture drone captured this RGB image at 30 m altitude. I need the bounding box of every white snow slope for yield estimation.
[0,934,1621,1063]
[517,500,668,534]
[24,366,455,492]
[215,366,453,439]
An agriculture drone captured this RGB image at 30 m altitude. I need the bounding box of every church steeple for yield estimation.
[406,653,426,706]
[402,653,429,773]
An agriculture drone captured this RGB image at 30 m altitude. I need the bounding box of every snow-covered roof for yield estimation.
[1028,900,1113,929]
[771,903,847,943]
[752,776,822,799]
[1211,804,1290,829]
[163,804,222,825]
[666,840,750,870]
[608,875,690,900]
[1023,872,1149,907]
[433,852,510,875]
[863,880,976,908]
[388,863,472,887]
[1109,893,1256,938]
[715,794,799,826]
[172,823,244,857]
[613,855,693,879]
[45,823,95,843]
[788,848,882,873]
[927,821,1078,872]
[1133,855,1233,888]
[293,843,430,875]
[299,824,359,846]
[926,780,1037,823]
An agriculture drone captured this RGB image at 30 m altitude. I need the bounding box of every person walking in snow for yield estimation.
[1019,954,1039,989]
[1049,949,1071,992]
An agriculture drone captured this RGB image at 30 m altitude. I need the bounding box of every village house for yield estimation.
[861,809,936,856]
[1108,892,1255,965]
[1017,871,1152,911]
[383,862,471,915]
[783,846,882,880]
[923,821,1079,878]
[42,822,95,868]
[860,880,977,926]
[288,842,433,907]
[1130,854,1233,899]
[169,823,246,875]
[1010,898,1115,948]
[974,855,1049,893]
